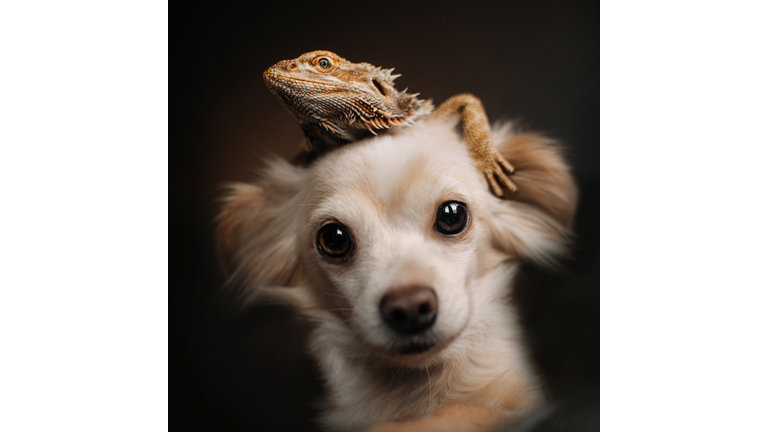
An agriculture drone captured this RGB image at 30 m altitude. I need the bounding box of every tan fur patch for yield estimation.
[386,156,432,210]
[362,404,507,432]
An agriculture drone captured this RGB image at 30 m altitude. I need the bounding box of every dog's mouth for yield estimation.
[395,341,436,355]
[378,331,459,361]
[357,329,446,361]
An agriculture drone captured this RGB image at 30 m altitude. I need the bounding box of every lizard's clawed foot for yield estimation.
[434,93,517,198]
[479,149,518,197]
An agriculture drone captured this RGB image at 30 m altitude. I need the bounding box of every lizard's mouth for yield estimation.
[263,69,335,91]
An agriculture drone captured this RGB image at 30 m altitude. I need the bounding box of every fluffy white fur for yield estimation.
[217,118,578,431]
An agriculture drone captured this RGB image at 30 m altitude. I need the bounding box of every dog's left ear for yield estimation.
[485,130,579,265]
[216,159,308,288]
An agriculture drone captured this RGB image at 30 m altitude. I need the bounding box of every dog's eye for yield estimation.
[434,201,469,236]
[317,223,354,258]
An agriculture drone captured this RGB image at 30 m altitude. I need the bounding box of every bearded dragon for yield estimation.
[263,50,517,195]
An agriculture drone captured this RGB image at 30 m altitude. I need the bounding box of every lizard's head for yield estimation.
[263,50,432,141]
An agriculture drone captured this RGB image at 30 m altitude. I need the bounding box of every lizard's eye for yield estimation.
[318,58,332,69]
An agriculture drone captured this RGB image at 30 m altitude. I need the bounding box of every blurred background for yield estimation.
[171,1,598,430]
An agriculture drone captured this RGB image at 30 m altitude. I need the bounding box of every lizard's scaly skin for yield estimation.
[264,51,517,196]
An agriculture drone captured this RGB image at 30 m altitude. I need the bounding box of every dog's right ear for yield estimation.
[483,126,579,266]
[495,128,578,230]
[216,160,308,288]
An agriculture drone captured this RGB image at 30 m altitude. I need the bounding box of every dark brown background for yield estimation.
[171,1,599,430]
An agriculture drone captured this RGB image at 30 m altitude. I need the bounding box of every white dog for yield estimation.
[217,118,577,431]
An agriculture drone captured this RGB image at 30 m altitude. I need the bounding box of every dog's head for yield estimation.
[217,120,577,366]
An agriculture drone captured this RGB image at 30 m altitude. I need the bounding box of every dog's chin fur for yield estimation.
[217,118,578,431]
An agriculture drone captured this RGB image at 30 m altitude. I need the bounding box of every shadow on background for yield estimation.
[170,1,598,430]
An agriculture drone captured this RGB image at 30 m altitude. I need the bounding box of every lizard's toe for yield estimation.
[484,171,504,197]
[497,170,519,193]
[491,152,518,193]
[482,160,518,196]
[497,154,516,175]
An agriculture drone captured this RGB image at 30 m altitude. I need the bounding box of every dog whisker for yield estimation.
[321,292,350,300]
[426,364,433,409]
[328,307,353,312]
[389,364,395,393]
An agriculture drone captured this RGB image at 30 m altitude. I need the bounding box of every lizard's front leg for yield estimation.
[432,94,518,196]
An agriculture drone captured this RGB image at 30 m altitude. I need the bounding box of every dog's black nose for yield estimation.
[379,286,438,335]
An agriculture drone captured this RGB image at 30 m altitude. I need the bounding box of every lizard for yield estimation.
[263,50,518,196]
